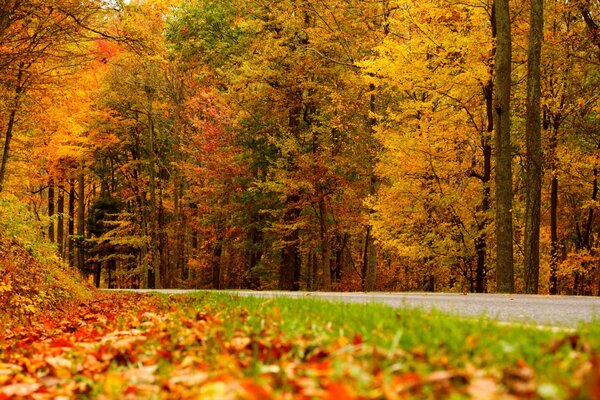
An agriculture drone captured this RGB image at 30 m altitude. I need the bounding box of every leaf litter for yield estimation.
[0,292,598,399]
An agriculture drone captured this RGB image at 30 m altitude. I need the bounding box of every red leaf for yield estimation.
[325,382,353,400]
[49,337,72,348]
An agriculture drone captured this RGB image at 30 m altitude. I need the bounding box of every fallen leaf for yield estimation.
[167,370,209,387]
[467,377,500,400]
[0,382,41,397]
[229,336,251,351]
[123,365,158,384]
[325,382,353,400]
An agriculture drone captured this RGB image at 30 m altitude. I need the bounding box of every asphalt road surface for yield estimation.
[106,289,600,328]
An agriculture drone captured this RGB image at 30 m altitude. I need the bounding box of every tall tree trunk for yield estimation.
[581,6,600,50]
[146,87,161,289]
[318,197,332,290]
[362,225,377,291]
[583,163,598,250]
[68,179,75,267]
[48,177,55,242]
[524,0,544,294]
[493,0,515,293]
[0,64,24,193]
[94,263,101,288]
[57,184,65,258]
[549,172,559,294]
[158,184,168,287]
[363,83,379,292]
[77,170,85,272]
[211,237,223,289]
[279,90,303,291]
[245,223,263,289]
[474,89,492,293]
[548,114,561,294]
[279,195,301,291]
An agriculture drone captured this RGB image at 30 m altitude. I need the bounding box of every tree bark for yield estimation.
[57,184,65,258]
[548,113,560,294]
[363,82,379,292]
[77,170,85,272]
[549,172,559,294]
[524,0,544,294]
[493,0,515,293]
[211,238,223,289]
[473,78,495,293]
[0,64,25,192]
[48,177,55,242]
[279,195,301,290]
[318,197,332,290]
[68,179,75,267]
[146,86,161,289]
[279,90,303,291]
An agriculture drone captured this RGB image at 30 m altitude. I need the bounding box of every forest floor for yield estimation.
[1,291,600,399]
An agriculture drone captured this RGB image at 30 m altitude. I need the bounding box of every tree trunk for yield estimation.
[68,179,75,267]
[77,171,85,272]
[524,0,544,294]
[48,178,55,242]
[362,82,379,292]
[211,238,223,289]
[0,64,24,193]
[548,113,561,294]
[146,87,161,289]
[279,196,301,291]
[318,197,332,290]
[583,164,598,250]
[57,184,65,258]
[475,132,492,292]
[549,172,559,294]
[493,0,515,293]
[246,225,263,289]
[279,89,303,291]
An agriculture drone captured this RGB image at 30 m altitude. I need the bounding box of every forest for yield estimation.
[0,0,598,295]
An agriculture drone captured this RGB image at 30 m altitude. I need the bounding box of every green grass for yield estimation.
[168,291,598,398]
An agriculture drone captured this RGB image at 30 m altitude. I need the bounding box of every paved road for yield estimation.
[106,289,600,328]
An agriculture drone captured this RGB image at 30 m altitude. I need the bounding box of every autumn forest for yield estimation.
[0,0,599,295]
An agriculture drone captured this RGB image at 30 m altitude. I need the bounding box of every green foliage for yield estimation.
[166,0,249,67]
[0,193,56,261]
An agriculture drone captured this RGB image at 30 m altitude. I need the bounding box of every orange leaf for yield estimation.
[325,382,353,400]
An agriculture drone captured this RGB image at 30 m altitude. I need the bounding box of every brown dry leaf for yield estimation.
[45,356,72,370]
[111,336,146,352]
[503,364,536,397]
[0,382,41,397]
[167,370,209,387]
[426,370,456,383]
[467,377,500,400]
[229,336,251,351]
[123,365,158,384]
[0,363,22,375]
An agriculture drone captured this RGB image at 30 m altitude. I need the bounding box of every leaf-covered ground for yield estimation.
[1,291,599,399]
[0,230,92,325]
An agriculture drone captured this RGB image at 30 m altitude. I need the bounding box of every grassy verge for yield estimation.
[2,291,599,399]
[179,292,599,398]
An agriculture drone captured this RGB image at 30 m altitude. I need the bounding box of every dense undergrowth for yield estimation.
[0,194,92,324]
